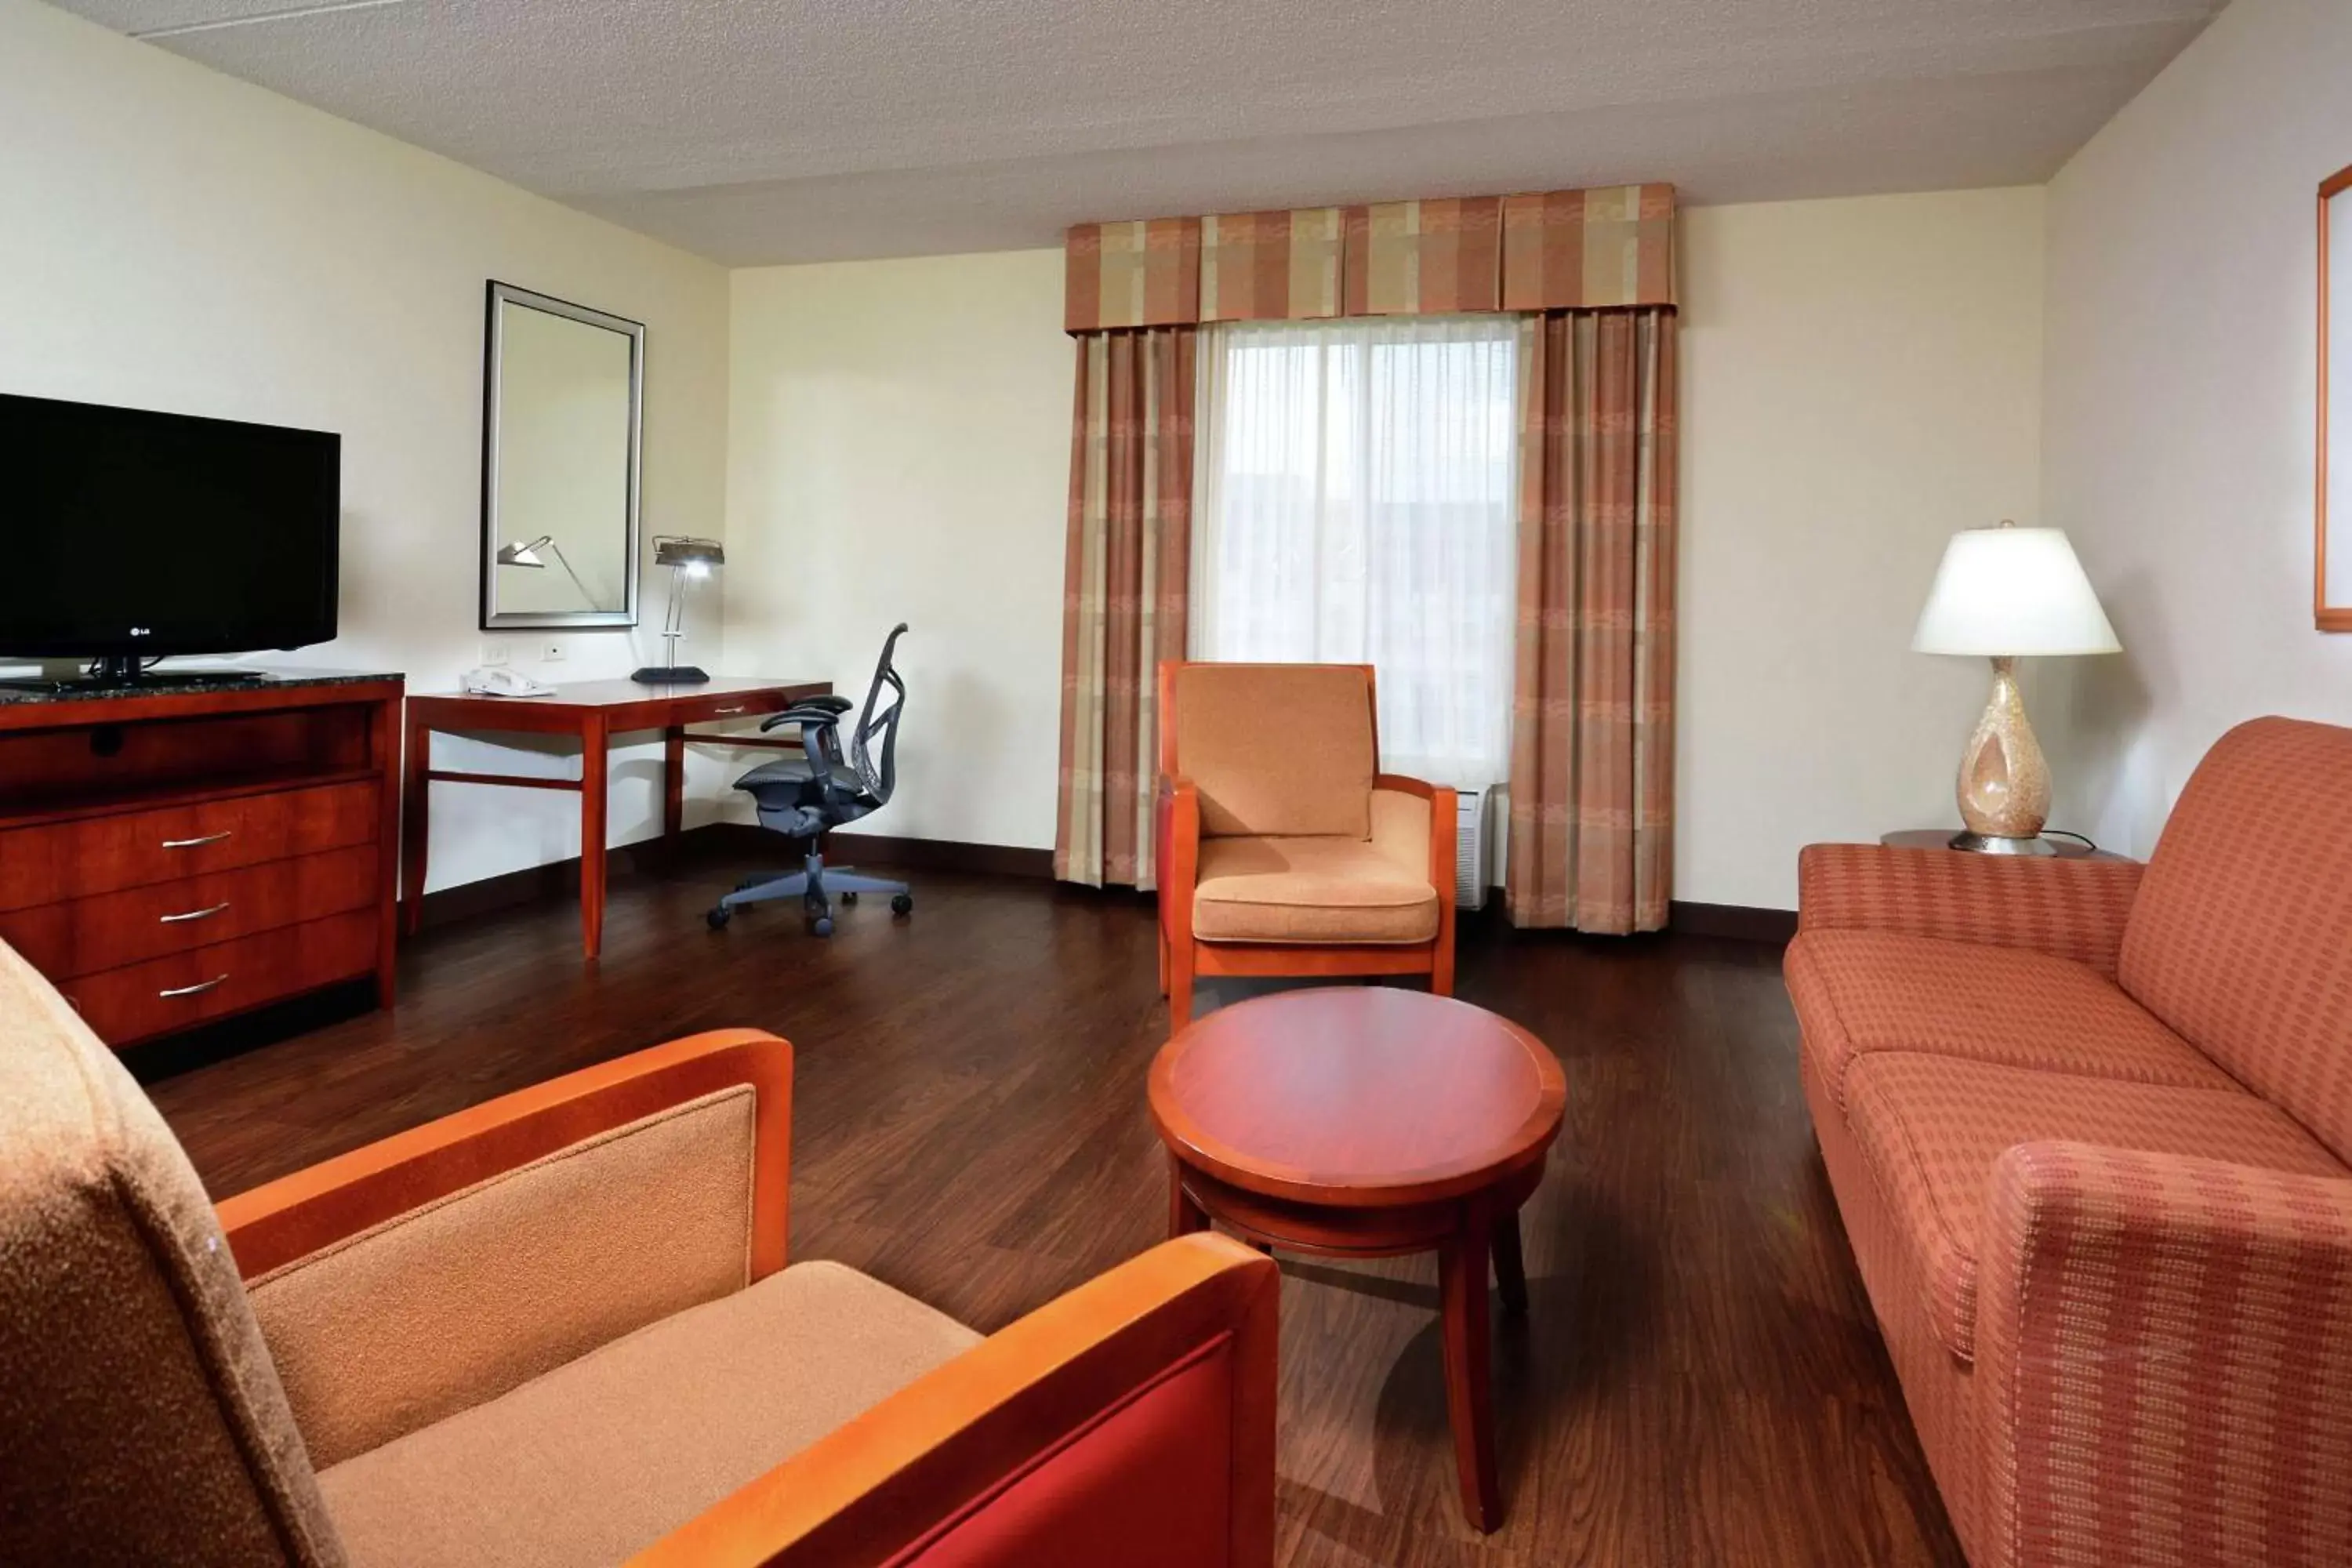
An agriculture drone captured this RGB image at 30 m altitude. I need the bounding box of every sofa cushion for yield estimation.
[1192,836,1439,945]
[2118,717,2352,1166]
[1843,1054,2347,1362]
[1784,929,2233,1110]
[318,1260,981,1568]
[1173,663,1375,840]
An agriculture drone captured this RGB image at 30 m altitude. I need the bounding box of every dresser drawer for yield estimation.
[57,910,379,1047]
[0,845,380,981]
[0,780,379,914]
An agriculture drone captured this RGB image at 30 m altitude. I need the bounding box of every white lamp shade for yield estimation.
[1911,525,2121,657]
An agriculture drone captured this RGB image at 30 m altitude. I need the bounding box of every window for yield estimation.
[1190,314,1519,787]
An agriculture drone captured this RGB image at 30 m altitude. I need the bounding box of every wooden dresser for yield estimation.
[0,672,402,1048]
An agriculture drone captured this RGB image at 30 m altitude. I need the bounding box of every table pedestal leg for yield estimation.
[1440,1221,1502,1532]
[1167,1156,1209,1238]
[1493,1207,1529,1315]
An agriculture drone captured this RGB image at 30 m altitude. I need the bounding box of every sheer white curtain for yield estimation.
[1191,314,1519,787]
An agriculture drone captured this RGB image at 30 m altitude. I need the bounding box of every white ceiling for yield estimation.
[60,0,2222,267]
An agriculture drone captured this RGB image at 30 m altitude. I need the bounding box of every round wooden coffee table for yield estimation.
[1146,986,1566,1532]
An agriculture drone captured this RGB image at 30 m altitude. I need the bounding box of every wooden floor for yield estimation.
[150,847,1965,1568]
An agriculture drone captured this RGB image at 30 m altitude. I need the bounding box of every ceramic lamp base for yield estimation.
[1955,655,2052,840]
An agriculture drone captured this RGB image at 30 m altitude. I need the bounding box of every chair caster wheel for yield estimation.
[706,906,731,930]
[811,916,834,938]
[891,893,913,916]
[840,890,858,904]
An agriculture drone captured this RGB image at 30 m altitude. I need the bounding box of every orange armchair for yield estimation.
[1156,660,1457,1022]
[0,937,1277,1568]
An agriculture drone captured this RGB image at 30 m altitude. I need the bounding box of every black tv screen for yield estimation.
[0,393,339,661]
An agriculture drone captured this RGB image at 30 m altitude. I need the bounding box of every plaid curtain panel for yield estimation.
[1054,328,1196,888]
[1200,208,1344,322]
[1506,308,1679,932]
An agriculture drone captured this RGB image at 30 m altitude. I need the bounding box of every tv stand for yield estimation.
[0,670,403,1050]
[0,659,272,695]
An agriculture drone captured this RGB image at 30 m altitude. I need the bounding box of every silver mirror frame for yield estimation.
[480,280,644,630]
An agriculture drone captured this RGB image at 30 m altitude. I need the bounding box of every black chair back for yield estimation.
[848,623,907,805]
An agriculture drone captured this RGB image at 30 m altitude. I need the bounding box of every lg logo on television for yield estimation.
[129,626,151,637]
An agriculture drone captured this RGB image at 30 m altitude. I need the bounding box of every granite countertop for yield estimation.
[0,667,403,705]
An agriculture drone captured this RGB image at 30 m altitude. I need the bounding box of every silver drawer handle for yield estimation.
[159,975,229,999]
[162,831,232,850]
[713,705,748,715]
[159,902,230,925]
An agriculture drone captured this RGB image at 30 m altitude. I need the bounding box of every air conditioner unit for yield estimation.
[1455,788,1491,910]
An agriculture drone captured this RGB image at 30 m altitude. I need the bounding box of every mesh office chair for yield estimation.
[708,624,912,938]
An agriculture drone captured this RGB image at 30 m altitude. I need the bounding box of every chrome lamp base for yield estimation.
[1947,829,2059,856]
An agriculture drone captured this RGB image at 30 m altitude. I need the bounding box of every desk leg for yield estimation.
[663,724,686,841]
[399,709,430,938]
[580,714,609,960]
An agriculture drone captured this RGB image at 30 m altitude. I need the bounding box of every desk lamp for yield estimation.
[632,535,724,684]
[495,534,599,609]
[1912,521,2120,853]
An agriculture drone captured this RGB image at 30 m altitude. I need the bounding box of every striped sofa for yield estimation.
[1786,717,2352,1568]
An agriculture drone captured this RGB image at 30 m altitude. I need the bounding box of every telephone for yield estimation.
[460,666,555,698]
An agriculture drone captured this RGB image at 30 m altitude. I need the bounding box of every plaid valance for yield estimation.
[1066,183,1675,332]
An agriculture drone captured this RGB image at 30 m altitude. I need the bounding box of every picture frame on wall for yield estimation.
[2320,162,2352,631]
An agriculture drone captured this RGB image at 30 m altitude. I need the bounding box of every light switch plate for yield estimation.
[478,638,512,667]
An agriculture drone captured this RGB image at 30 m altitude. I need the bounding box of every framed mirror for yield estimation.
[2321,166,2352,631]
[480,281,643,630]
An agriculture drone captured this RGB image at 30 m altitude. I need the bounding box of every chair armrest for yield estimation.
[1371,774,1458,901]
[635,1233,1278,1568]
[1795,843,2143,976]
[1976,1143,2352,1568]
[1156,774,1200,926]
[217,1030,793,1468]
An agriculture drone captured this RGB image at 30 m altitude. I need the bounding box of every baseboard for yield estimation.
[416,823,1054,928]
[823,830,1055,880]
[1669,901,1797,944]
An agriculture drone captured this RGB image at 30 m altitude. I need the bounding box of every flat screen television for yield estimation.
[0,392,339,682]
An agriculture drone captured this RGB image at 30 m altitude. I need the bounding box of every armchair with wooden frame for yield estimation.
[1156,661,1458,1024]
[0,935,1276,1568]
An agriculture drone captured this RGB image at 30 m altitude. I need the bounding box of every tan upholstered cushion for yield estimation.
[249,1086,757,1468]
[1193,836,1439,945]
[0,940,344,1568]
[1172,663,1374,839]
[318,1260,981,1568]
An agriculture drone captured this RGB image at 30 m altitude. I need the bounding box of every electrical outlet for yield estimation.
[478,638,512,668]
[540,641,567,663]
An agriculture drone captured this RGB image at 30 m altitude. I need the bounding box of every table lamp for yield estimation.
[1911,521,2120,854]
[631,535,724,684]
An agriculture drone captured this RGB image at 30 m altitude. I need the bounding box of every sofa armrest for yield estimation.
[1976,1142,2352,1568]
[636,1233,1279,1568]
[1156,773,1200,934]
[217,1029,793,1467]
[1795,843,2144,975]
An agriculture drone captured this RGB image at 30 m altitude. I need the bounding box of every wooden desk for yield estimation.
[401,677,829,958]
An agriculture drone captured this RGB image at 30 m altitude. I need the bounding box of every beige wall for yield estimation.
[2041,0,2352,856]
[1679,188,2048,908]
[0,0,731,893]
[723,189,2050,909]
[724,250,1073,848]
